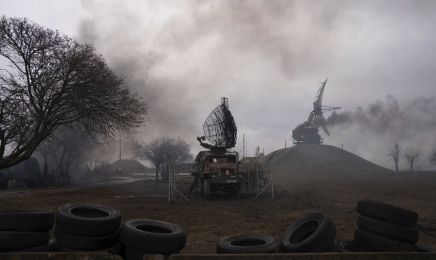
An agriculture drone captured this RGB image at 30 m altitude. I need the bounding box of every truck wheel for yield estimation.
[0,210,54,232]
[119,219,187,255]
[217,234,280,254]
[56,202,121,236]
[280,212,336,253]
[203,180,211,200]
[238,183,245,198]
[357,199,418,228]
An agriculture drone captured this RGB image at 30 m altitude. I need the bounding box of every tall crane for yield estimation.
[307,78,341,135]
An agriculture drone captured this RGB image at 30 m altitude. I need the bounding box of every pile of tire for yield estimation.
[120,219,187,260]
[55,202,124,256]
[336,199,420,252]
[216,212,337,254]
[0,210,58,252]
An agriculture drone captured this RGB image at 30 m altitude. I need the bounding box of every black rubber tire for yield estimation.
[357,215,419,244]
[354,228,414,252]
[55,226,119,250]
[120,219,187,255]
[125,246,150,260]
[204,179,211,199]
[280,212,337,253]
[238,183,245,198]
[336,239,365,252]
[0,231,50,251]
[0,210,54,232]
[58,242,124,255]
[11,240,58,252]
[415,245,436,252]
[357,199,418,228]
[56,202,121,236]
[216,234,280,254]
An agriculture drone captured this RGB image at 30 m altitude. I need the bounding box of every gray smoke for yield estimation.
[68,0,436,168]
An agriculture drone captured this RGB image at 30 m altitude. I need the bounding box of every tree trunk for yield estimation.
[155,165,159,186]
[395,161,398,172]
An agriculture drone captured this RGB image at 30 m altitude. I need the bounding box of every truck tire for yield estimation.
[203,180,211,200]
[55,227,119,250]
[238,183,245,198]
[0,231,50,251]
[354,228,414,252]
[280,212,336,253]
[357,215,419,244]
[125,246,148,260]
[216,234,280,254]
[0,210,54,232]
[58,242,123,255]
[56,202,121,236]
[415,245,436,252]
[120,219,187,255]
[11,240,58,252]
[336,239,364,252]
[357,199,418,228]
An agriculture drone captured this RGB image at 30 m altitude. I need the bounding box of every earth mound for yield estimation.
[257,145,436,208]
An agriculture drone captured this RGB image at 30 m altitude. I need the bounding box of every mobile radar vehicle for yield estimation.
[187,98,246,199]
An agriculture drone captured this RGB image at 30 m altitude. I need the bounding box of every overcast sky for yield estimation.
[2,0,436,170]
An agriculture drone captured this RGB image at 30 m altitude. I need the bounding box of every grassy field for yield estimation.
[0,145,435,254]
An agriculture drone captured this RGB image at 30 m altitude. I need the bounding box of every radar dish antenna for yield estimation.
[307,78,341,135]
[199,97,237,150]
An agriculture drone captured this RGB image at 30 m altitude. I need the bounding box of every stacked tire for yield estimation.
[337,199,419,252]
[55,202,123,256]
[120,219,187,260]
[0,210,57,252]
[280,212,337,253]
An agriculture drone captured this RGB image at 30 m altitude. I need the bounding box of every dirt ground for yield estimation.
[1,145,435,254]
[0,173,435,254]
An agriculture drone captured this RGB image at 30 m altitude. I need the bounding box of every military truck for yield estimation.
[191,150,244,199]
[188,97,247,199]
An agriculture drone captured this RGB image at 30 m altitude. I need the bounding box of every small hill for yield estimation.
[257,145,436,212]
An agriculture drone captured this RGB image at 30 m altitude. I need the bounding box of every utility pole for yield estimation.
[243,133,245,158]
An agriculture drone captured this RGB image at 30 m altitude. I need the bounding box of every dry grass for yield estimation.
[0,145,435,254]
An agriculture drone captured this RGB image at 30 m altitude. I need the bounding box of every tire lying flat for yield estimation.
[0,231,50,251]
[415,245,436,252]
[280,212,336,253]
[9,240,58,252]
[216,234,280,254]
[120,219,186,255]
[357,199,418,228]
[336,239,365,252]
[0,210,54,232]
[56,202,121,236]
[354,228,414,252]
[357,215,419,244]
[55,227,119,250]
[58,242,124,255]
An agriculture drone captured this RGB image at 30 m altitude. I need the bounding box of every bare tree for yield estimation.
[430,149,436,166]
[131,136,193,185]
[387,143,402,172]
[0,16,148,170]
[403,147,421,172]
